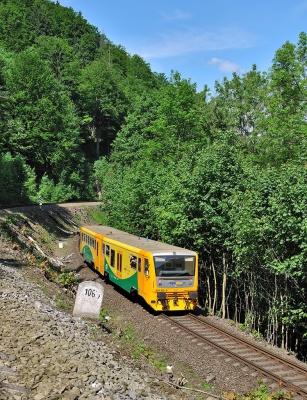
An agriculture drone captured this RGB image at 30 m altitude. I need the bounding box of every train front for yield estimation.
[152,251,198,311]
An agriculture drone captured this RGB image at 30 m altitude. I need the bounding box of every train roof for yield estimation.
[81,225,197,256]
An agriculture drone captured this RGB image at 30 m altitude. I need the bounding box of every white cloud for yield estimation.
[207,57,240,73]
[137,27,258,59]
[161,9,191,21]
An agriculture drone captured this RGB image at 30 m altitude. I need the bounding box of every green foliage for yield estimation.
[23,163,37,201]
[0,0,100,60]
[200,381,213,391]
[147,71,204,158]
[4,215,18,228]
[0,152,31,204]
[35,35,81,93]
[99,309,110,323]
[55,295,72,311]
[211,65,268,145]
[4,48,84,179]
[56,271,78,288]
[117,323,157,362]
[238,314,263,339]
[38,167,94,202]
[225,380,292,399]
[87,208,107,225]
[77,58,128,159]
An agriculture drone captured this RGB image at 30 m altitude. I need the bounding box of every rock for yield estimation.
[33,394,45,400]
[206,374,216,383]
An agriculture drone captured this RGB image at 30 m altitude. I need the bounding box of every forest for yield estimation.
[1,0,307,359]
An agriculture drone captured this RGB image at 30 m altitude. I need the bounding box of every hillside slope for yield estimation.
[0,203,98,268]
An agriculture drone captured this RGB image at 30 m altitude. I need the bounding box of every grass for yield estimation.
[55,295,73,311]
[86,206,108,225]
[200,382,213,391]
[222,380,293,399]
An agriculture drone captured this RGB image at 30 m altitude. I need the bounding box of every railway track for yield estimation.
[160,313,307,398]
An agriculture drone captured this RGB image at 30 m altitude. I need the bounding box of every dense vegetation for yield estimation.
[1,0,307,359]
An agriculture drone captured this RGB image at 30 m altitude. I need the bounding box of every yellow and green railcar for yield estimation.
[80,225,198,312]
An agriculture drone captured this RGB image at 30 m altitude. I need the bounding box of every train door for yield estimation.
[95,238,99,270]
[99,241,105,275]
[138,256,150,298]
[137,257,144,296]
[117,251,122,280]
[110,248,116,279]
[143,257,151,295]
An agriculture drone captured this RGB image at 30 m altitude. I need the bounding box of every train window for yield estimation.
[117,253,122,272]
[102,243,105,255]
[83,233,97,249]
[144,258,149,275]
[105,245,110,257]
[175,262,183,270]
[185,257,195,276]
[138,258,141,272]
[154,255,195,276]
[165,262,172,270]
[129,254,137,270]
[111,249,115,267]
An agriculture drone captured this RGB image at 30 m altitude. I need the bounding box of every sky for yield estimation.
[53,0,307,93]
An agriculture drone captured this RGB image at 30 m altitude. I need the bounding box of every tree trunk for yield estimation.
[211,261,217,315]
[206,275,212,312]
[221,253,227,319]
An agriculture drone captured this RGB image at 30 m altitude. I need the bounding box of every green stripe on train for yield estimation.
[105,260,138,293]
[82,245,94,263]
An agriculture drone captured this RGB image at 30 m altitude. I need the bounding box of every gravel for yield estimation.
[0,257,179,400]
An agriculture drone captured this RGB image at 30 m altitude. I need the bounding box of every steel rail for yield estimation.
[161,314,307,398]
[189,314,307,375]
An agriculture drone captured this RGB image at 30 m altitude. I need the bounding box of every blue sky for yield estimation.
[53,0,307,93]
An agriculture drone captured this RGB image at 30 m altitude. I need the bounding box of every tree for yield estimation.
[205,65,268,155]
[0,153,29,204]
[110,92,160,166]
[0,0,35,52]
[5,48,83,179]
[78,59,128,159]
[35,35,81,95]
[258,34,307,165]
[147,71,204,160]
[229,163,307,352]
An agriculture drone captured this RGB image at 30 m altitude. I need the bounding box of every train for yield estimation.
[79,225,198,312]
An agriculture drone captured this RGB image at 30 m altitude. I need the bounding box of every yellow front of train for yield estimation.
[140,250,198,312]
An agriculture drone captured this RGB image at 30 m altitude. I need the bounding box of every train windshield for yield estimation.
[154,255,196,277]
